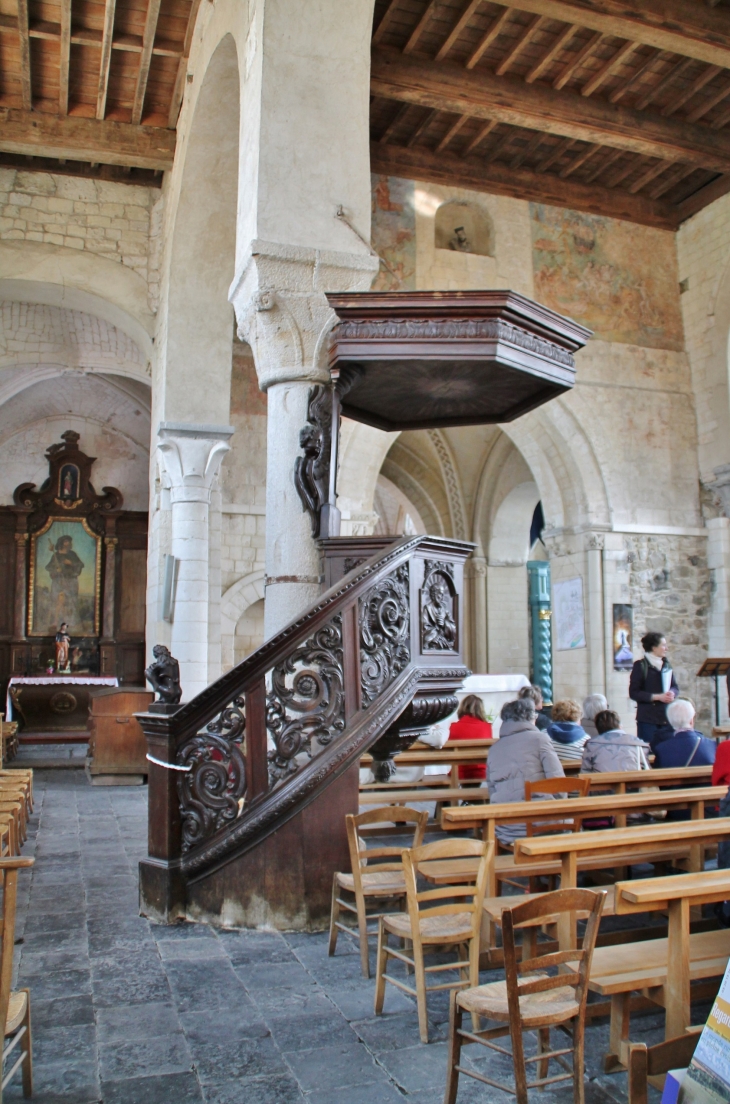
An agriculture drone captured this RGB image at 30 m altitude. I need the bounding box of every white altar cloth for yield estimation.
[6,676,119,721]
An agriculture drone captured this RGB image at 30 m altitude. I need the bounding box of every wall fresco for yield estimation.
[370,174,416,291]
[530,203,683,351]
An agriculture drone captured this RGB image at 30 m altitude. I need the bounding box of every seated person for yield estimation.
[447,694,490,783]
[653,698,715,770]
[518,683,551,731]
[581,693,608,738]
[581,710,650,772]
[487,698,564,844]
[547,699,591,763]
[713,734,730,787]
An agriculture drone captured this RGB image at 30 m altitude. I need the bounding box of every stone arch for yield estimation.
[489,481,541,565]
[426,429,468,539]
[158,32,240,424]
[220,570,266,671]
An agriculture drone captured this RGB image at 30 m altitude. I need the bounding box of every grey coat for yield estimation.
[487,720,565,842]
[580,729,649,773]
[581,716,599,738]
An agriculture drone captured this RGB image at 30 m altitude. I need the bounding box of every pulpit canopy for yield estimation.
[326,290,592,432]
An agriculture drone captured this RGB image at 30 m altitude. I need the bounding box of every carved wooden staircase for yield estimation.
[139,535,472,929]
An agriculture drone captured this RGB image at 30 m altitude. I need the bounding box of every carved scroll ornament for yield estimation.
[360,565,411,705]
[266,615,346,784]
[294,385,333,538]
[177,697,247,852]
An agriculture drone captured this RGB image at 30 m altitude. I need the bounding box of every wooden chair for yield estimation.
[626,1031,700,1104]
[444,887,605,1104]
[0,856,34,1102]
[524,777,591,835]
[374,837,493,1043]
[328,806,428,977]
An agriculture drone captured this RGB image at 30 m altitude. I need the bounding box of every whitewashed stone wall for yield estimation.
[0,169,161,311]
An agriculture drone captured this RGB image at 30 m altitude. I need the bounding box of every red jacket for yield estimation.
[447,715,491,781]
[712,739,730,786]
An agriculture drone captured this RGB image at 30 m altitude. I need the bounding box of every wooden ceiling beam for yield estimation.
[581,40,638,98]
[553,31,603,91]
[559,142,599,178]
[674,172,730,221]
[584,144,622,182]
[0,17,183,57]
[406,108,439,146]
[96,0,117,120]
[495,13,544,76]
[59,0,71,114]
[0,108,175,169]
[436,113,468,151]
[379,101,412,143]
[510,129,544,169]
[373,0,401,46]
[485,1,730,69]
[435,0,483,61]
[17,0,32,111]
[687,79,730,123]
[649,162,696,199]
[131,0,162,125]
[404,0,439,55]
[662,64,722,117]
[608,47,663,104]
[525,23,576,84]
[634,56,693,112]
[371,49,730,172]
[168,0,202,128]
[463,118,497,155]
[370,140,678,229]
[465,7,511,70]
[628,158,674,193]
[536,135,574,171]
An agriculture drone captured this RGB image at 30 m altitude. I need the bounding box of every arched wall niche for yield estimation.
[435,201,494,257]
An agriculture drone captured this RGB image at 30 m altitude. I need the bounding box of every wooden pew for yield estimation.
[360,786,490,807]
[606,869,730,1045]
[437,792,727,909]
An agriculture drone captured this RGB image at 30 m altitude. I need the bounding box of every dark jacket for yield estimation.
[629,657,679,725]
[535,711,551,731]
[653,729,716,770]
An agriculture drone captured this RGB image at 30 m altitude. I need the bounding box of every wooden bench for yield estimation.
[359,786,490,808]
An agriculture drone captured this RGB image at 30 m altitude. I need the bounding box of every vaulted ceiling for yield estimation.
[370,0,730,228]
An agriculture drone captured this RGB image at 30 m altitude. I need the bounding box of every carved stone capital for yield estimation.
[157,423,234,505]
[585,531,605,551]
[229,239,378,392]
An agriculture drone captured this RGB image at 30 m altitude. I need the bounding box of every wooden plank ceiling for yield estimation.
[0,0,200,183]
[370,0,730,228]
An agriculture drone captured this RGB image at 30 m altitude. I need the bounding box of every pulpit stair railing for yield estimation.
[139,535,471,919]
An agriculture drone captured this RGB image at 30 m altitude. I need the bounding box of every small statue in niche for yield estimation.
[54,622,71,673]
[145,644,182,706]
[449,225,471,252]
[422,575,457,651]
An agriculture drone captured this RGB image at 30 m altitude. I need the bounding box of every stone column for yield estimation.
[585,534,607,698]
[156,423,233,699]
[231,243,379,638]
[470,552,488,673]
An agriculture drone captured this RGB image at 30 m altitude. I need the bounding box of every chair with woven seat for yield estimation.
[374,837,493,1043]
[328,806,428,977]
[522,777,591,893]
[444,887,605,1104]
[0,856,34,1102]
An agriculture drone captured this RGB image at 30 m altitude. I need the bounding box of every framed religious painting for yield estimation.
[28,518,102,637]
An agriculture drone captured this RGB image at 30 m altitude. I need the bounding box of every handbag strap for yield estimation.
[685,735,701,768]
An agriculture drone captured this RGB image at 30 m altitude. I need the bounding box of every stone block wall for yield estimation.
[0,169,161,309]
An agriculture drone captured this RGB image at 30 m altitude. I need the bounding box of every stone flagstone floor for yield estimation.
[4,771,674,1103]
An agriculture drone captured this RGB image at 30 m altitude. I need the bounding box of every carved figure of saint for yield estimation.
[145,644,182,705]
[46,535,84,625]
[55,622,71,672]
[423,577,457,651]
[449,226,470,252]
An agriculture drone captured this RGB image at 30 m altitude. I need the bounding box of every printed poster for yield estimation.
[553,577,586,651]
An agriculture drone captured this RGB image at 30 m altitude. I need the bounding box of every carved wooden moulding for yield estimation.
[325,290,592,431]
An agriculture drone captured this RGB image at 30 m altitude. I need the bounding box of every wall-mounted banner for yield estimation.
[613,604,634,671]
[553,577,586,652]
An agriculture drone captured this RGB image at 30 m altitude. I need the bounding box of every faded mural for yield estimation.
[371,175,416,291]
[529,203,683,351]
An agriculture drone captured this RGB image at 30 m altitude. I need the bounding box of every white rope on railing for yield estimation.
[145,754,192,772]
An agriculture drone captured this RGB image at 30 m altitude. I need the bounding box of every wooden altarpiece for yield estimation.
[0,431,147,691]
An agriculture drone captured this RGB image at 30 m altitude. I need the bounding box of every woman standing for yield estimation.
[629,632,678,750]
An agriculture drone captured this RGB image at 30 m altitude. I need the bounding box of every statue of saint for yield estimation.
[422,577,457,651]
[46,534,84,625]
[145,645,182,705]
[449,225,470,252]
[55,623,71,673]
